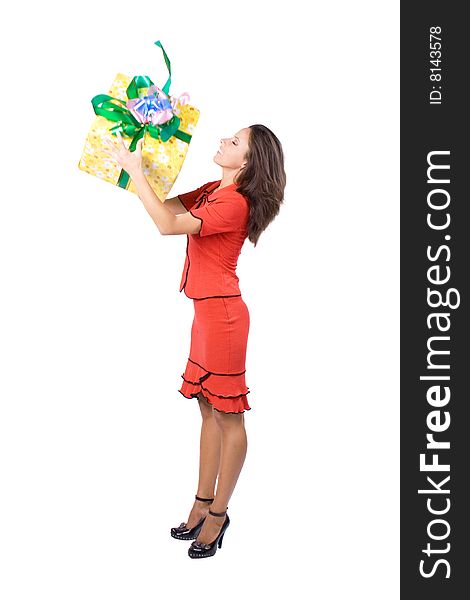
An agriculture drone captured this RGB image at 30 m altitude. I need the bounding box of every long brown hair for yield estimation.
[234,124,286,247]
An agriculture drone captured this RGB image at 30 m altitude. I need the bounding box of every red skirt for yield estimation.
[179,296,251,414]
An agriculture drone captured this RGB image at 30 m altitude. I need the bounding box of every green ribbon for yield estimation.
[91,40,192,190]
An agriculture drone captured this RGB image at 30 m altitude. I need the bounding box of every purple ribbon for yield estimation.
[126,85,190,126]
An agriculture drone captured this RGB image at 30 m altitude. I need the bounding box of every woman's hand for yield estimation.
[102,130,144,179]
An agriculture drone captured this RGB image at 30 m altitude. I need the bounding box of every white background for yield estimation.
[0,1,399,598]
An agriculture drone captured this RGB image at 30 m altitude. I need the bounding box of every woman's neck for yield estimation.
[218,167,241,190]
[218,178,238,191]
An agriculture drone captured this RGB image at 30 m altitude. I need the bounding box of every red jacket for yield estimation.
[177,180,250,299]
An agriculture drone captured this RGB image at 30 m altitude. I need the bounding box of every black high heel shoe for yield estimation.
[187,507,230,559]
[171,495,214,540]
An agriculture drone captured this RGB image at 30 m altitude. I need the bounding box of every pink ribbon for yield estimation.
[126,85,191,126]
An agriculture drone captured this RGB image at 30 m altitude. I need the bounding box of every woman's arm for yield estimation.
[102,131,200,235]
[133,171,202,236]
[164,196,188,215]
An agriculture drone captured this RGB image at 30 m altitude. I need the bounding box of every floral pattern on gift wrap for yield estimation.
[78,72,200,200]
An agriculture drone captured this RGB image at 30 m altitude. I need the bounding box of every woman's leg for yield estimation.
[195,409,248,545]
[183,392,222,529]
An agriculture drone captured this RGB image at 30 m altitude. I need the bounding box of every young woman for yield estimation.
[103,124,286,559]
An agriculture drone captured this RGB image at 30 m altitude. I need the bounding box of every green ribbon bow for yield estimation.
[91,40,192,190]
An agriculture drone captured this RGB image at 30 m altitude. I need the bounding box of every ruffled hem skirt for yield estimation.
[179,358,251,414]
[178,296,252,414]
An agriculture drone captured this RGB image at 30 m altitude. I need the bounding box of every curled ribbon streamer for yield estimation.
[171,91,190,110]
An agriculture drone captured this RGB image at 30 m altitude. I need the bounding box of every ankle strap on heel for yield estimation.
[209,508,228,517]
[195,495,214,503]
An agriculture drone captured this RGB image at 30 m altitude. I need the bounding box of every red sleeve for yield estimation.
[177,181,218,211]
[189,194,249,237]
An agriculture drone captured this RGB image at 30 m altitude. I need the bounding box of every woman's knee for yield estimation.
[213,409,245,429]
[197,392,214,418]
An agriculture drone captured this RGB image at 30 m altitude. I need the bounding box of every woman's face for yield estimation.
[213,128,251,170]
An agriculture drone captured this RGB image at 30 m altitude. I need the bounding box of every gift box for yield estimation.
[78,40,199,201]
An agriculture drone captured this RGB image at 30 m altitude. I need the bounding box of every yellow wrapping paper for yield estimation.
[78,73,200,200]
